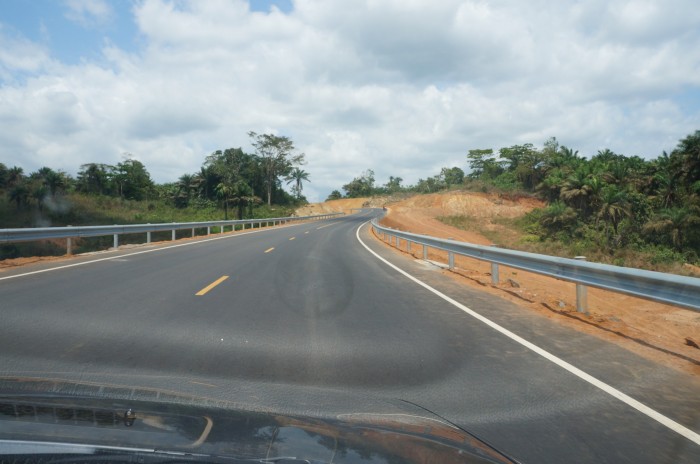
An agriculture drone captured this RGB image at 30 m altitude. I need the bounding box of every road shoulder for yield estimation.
[358,221,700,436]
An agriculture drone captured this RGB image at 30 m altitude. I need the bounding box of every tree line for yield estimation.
[335,130,700,260]
[0,132,309,222]
[329,166,466,200]
[468,131,699,257]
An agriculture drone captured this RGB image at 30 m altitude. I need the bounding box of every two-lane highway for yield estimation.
[1,211,698,463]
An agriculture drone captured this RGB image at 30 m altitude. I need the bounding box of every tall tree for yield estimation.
[248,132,305,206]
[216,182,233,220]
[194,166,217,200]
[112,159,154,201]
[384,175,403,193]
[8,182,29,209]
[174,173,196,208]
[467,149,503,179]
[6,166,24,187]
[326,190,343,201]
[440,166,464,186]
[286,167,310,199]
[76,163,112,195]
[0,163,7,190]
[342,170,375,198]
[229,180,260,219]
[669,130,700,187]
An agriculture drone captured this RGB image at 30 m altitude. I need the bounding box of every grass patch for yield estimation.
[436,214,699,276]
[0,194,303,260]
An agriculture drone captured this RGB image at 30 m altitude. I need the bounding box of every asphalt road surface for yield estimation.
[1,210,699,463]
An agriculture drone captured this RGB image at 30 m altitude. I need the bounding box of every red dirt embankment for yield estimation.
[295,197,390,216]
[373,191,699,376]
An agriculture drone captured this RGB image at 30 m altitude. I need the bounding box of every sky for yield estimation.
[1,0,699,202]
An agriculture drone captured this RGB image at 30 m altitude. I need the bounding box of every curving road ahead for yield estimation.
[1,210,699,463]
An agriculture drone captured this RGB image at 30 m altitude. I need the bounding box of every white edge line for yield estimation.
[355,221,700,445]
[0,221,308,282]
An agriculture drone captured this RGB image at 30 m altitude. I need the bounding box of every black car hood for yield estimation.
[0,377,518,463]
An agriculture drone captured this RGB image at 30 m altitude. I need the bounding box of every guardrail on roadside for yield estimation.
[0,213,344,255]
[371,219,700,313]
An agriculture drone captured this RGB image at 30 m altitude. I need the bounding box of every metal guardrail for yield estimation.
[0,213,343,254]
[371,219,700,312]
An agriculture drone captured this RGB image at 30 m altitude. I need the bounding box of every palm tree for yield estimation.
[31,183,48,211]
[669,130,700,186]
[538,201,578,235]
[194,166,217,200]
[536,169,566,202]
[216,182,233,220]
[286,168,310,199]
[229,181,260,219]
[43,170,66,196]
[560,169,592,214]
[175,174,196,207]
[7,166,24,187]
[602,162,628,186]
[8,182,29,209]
[585,176,604,212]
[643,207,700,251]
[596,186,631,236]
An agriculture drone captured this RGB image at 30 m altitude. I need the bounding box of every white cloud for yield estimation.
[0,0,699,201]
[0,25,53,77]
[63,0,113,27]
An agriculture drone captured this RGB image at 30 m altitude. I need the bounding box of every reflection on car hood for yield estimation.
[0,377,518,463]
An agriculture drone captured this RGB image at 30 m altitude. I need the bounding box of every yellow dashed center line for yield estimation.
[316,222,338,230]
[289,237,295,241]
[195,275,229,296]
[265,247,275,253]
[304,231,310,234]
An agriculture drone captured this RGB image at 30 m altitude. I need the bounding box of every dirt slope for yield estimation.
[295,197,393,216]
[375,191,700,376]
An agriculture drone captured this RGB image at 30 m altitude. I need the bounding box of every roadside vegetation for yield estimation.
[0,132,307,260]
[336,130,700,270]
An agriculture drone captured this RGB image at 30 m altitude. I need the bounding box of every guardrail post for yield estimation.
[396,237,401,248]
[66,225,72,255]
[207,226,210,235]
[113,233,118,249]
[448,252,455,269]
[490,244,499,284]
[423,244,428,259]
[575,256,589,313]
[171,229,176,241]
[191,228,195,237]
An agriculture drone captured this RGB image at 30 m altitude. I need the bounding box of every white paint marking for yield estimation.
[316,222,338,230]
[0,222,306,282]
[356,221,700,445]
